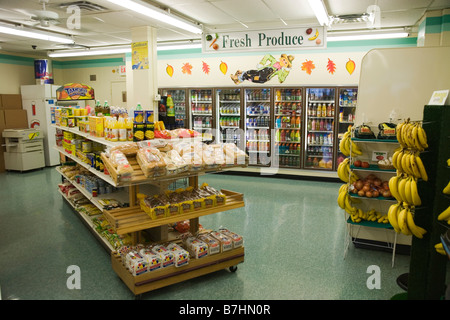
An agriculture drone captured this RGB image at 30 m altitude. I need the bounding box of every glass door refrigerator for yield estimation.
[244,88,271,166]
[273,88,303,168]
[216,88,242,147]
[159,88,188,129]
[189,88,214,143]
[304,87,337,171]
[336,87,358,166]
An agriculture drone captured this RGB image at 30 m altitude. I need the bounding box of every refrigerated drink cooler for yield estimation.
[159,88,188,129]
[189,89,214,143]
[274,88,302,168]
[336,87,358,166]
[216,88,242,146]
[304,87,336,171]
[244,88,271,166]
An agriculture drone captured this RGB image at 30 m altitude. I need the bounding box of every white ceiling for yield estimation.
[0,0,449,56]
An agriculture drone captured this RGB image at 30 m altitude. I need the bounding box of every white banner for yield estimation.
[202,27,326,53]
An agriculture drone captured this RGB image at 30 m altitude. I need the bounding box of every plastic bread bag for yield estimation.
[166,150,189,172]
[171,141,192,156]
[198,233,221,255]
[183,236,209,259]
[139,248,162,272]
[209,231,233,252]
[166,243,190,267]
[125,250,147,275]
[136,147,166,177]
[110,142,139,156]
[218,227,244,248]
[200,183,226,205]
[110,150,134,178]
[223,143,247,165]
[150,245,175,268]
[182,151,204,170]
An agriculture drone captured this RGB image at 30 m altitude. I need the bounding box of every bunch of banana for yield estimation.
[339,127,363,157]
[388,174,421,206]
[392,149,428,181]
[443,181,450,195]
[437,205,450,224]
[435,243,448,256]
[396,119,428,151]
[387,201,427,238]
[337,158,359,183]
[348,208,389,224]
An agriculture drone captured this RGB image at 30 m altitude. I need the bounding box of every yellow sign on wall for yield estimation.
[132,41,149,70]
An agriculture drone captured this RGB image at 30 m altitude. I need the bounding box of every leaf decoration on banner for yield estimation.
[326,58,336,74]
[219,61,228,75]
[346,58,356,75]
[301,59,315,75]
[202,61,210,74]
[166,64,174,77]
[181,62,193,75]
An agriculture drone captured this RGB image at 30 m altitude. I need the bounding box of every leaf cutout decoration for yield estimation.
[326,58,336,74]
[202,61,210,74]
[181,62,193,75]
[301,60,315,75]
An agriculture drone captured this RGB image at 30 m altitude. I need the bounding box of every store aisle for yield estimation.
[0,167,414,300]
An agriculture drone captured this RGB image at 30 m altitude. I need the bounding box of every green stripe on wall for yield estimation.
[0,53,34,66]
[56,57,125,69]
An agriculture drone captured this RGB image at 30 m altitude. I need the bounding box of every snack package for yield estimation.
[150,245,175,268]
[139,248,162,272]
[354,124,376,139]
[219,228,244,248]
[109,150,134,180]
[200,183,226,206]
[198,234,221,255]
[377,122,397,140]
[141,194,169,219]
[166,243,190,267]
[209,231,233,252]
[183,236,209,259]
[136,147,166,177]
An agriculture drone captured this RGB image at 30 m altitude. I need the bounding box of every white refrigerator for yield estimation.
[20,84,61,166]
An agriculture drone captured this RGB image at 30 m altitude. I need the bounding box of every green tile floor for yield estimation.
[0,167,447,300]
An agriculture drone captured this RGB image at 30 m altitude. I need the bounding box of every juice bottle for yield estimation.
[322,104,327,117]
[296,116,301,128]
[280,130,286,142]
[104,117,110,140]
[290,115,296,128]
[110,118,119,142]
[290,130,295,142]
[118,117,127,142]
[295,130,300,142]
[126,117,133,141]
[327,104,331,117]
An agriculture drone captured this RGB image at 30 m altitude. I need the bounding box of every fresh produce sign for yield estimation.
[202,27,326,53]
[57,83,95,100]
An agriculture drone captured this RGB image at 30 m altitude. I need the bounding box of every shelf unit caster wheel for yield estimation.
[229,265,238,272]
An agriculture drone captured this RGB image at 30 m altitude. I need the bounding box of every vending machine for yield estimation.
[244,88,271,166]
[189,88,214,143]
[273,87,303,168]
[336,87,358,166]
[303,87,337,171]
[215,88,242,147]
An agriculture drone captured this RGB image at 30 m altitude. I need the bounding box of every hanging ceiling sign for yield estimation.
[56,83,95,100]
[202,26,326,53]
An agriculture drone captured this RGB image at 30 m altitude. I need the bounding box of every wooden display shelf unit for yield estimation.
[103,189,244,235]
[111,246,245,296]
[101,152,248,187]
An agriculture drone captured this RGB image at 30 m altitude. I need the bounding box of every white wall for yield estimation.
[356,46,450,127]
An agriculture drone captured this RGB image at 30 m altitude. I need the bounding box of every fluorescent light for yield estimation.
[106,0,202,34]
[327,32,409,42]
[157,43,202,51]
[0,25,74,44]
[48,46,130,57]
[308,0,329,26]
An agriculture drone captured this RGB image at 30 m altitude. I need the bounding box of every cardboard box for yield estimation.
[4,109,28,129]
[1,94,23,110]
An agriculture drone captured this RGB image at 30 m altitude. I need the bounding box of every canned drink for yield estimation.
[34,59,54,84]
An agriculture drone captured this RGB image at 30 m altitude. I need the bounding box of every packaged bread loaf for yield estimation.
[223,143,247,165]
[198,233,221,255]
[110,142,139,156]
[209,231,233,252]
[139,248,162,272]
[136,147,166,177]
[182,235,209,259]
[161,149,188,174]
[109,150,134,180]
[166,243,190,267]
[150,245,175,268]
[219,228,244,248]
